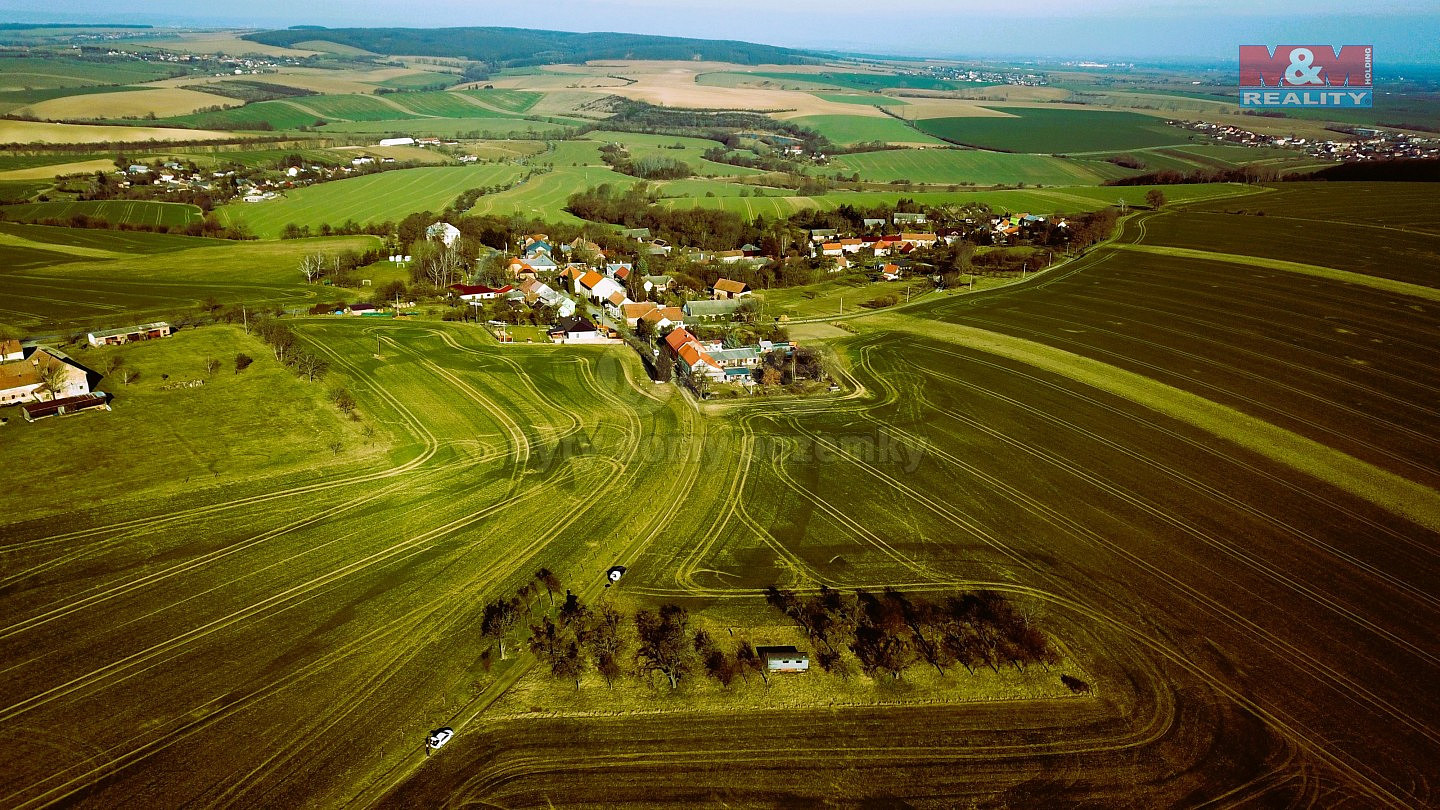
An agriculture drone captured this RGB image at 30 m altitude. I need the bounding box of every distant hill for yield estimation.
[244,26,817,68]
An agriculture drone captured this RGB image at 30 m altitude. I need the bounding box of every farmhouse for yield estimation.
[1,339,21,362]
[713,278,751,300]
[623,302,686,330]
[757,646,810,673]
[449,283,513,301]
[426,222,461,247]
[575,271,628,305]
[0,347,92,406]
[86,322,171,347]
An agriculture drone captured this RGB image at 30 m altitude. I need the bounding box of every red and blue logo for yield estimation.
[1239,45,1372,108]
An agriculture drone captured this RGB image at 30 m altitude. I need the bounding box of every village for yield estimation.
[1172,118,1440,162]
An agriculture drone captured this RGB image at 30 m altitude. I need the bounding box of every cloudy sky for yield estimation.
[3,0,1437,63]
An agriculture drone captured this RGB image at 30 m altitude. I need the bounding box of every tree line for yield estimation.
[764,585,1058,680]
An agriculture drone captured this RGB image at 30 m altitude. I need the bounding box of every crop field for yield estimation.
[725,70,978,92]
[654,181,1262,218]
[831,147,1135,186]
[0,56,185,89]
[460,89,543,113]
[3,180,1438,805]
[0,232,377,330]
[915,107,1193,153]
[19,88,234,121]
[0,119,238,144]
[163,99,325,131]
[293,93,424,122]
[466,165,642,222]
[1187,181,1440,232]
[789,114,945,145]
[215,164,526,238]
[0,199,202,228]
[812,92,907,106]
[320,117,569,137]
[376,90,510,118]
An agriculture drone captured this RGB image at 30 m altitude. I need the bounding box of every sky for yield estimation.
[3,0,1438,64]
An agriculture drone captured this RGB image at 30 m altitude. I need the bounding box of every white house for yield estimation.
[426,222,461,247]
[575,271,627,305]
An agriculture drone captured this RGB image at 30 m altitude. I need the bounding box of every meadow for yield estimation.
[915,107,1193,153]
[215,164,526,238]
[319,117,569,137]
[790,114,945,145]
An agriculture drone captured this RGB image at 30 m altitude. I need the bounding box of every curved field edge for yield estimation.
[1111,242,1440,299]
[863,315,1440,533]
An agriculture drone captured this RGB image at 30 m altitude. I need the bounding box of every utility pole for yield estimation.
[839,295,843,317]
[242,303,248,334]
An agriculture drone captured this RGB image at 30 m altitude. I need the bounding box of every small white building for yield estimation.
[378,137,416,147]
[757,645,809,673]
[426,222,462,247]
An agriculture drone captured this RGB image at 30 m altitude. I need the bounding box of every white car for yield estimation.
[427,727,453,750]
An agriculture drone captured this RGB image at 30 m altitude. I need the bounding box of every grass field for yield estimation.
[215,164,525,238]
[729,71,978,92]
[0,199,203,228]
[832,148,1135,186]
[467,164,642,222]
[159,99,325,131]
[914,107,1193,153]
[1186,181,1440,232]
[0,56,185,89]
[19,87,235,120]
[791,114,945,146]
[0,119,237,144]
[320,117,569,137]
[0,232,377,330]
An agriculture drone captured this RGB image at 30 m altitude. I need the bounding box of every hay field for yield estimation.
[0,119,236,144]
[20,87,238,120]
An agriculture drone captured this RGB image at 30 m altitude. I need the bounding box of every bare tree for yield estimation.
[535,567,561,608]
[294,350,328,383]
[635,604,692,689]
[299,252,327,284]
[205,358,221,376]
[735,640,766,685]
[581,603,626,687]
[530,616,584,689]
[36,361,69,401]
[481,597,522,659]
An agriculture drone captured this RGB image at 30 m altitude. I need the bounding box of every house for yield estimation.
[526,253,559,272]
[1,339,22,362]
[713,278,751,300]
[0,347,92,406]
[449,283,513,301]
[507,258,538,280]
[522,239,552,259]
[426,222,461,247]
[757,645,810,673]
[346,303,379,316]
[606,263,633,280]
[620,227,652,241]
[642,274,672,294]
[548,317,617,345]
[879,264,903,281]
[623,302,685,330]
[517,278,577,318]
[809,228,838,243]
[862,217,887,230]
[664,327,700,354]
[682,299,741,321]
[575,271,627,305]
[86,322,171,347]
[899,232,937,247]
[893,212,928,226]
[709,346,761,370]
[819,242,844,257]
[714,249,747,264]
[676,341,725,381]
[642,240,672,256]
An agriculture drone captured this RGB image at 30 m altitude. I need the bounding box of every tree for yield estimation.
[530,616,584,689]
[294,350,328,383]
[1145,189,1166,209]
[205,358,221,376]
[332,387,356,414]
[36,361,69,401]
[735,640,766,685]
[634,604,692,689]
[693,629,735,687]
[234,353,253,374]
[558,590,589,629]
[299,252,327,284]
[634,316,656,344]
[481,597,522,659]
[535,567,562,608]
[581,603,626,687]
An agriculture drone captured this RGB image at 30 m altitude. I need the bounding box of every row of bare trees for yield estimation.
[253,319,327,382]
[765,586,1058,681]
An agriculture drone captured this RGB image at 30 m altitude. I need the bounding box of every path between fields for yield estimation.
[867,315,1440,533]
[1111,243,1440,301]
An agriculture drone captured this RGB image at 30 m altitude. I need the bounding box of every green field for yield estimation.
[216,164,526,238]
[467,164,641,222]
[832,148,1135,186]
[731,71,981,91]
[0,232,377,329]
[583,130,763,177]
[0,56,186,89]
[654,182,1262,218]
[164,99,327,131]
[791,114,945,146]
[0,199,203,228]
[0,152,106,171]
[1185,181,1440,232]
[460,88,543,113]
[320,117,569,137]
[3,181,1438,806]
[915,108,1193,153]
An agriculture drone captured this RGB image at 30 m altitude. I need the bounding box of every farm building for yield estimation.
[21,393,110,422]
[548,317,618,345]
[1,339,21,362]
[378,137,416,147]
[86,322,171,347]
[713,278,752,300]
[449,283,513,301]
[893,212,928,226]
[683,299,741,321]
[757,645,810,673]
[0,347,92,406]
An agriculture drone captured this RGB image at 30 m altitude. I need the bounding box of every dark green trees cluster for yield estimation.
[765,586,1058,680]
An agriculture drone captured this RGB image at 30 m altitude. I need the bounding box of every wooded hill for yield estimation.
[245,26,819,68]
